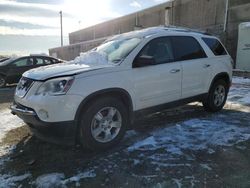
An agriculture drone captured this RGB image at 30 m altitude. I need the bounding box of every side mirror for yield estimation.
[133,55,156,68]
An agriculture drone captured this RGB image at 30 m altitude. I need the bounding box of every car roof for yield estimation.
[107,26,214,41]
[0,55,60,66]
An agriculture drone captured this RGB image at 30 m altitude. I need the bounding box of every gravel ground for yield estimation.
[0,77,250,188]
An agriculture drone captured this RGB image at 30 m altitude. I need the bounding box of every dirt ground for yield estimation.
[0,79,250,188]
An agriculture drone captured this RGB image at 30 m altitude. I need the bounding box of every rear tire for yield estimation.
[202,79,229,112]
[0,75,6,88]
[78,97,128,151]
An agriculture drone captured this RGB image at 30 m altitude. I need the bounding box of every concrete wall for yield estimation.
[68,1,172,45]
[50,37,106,61]
[49,0,250,64]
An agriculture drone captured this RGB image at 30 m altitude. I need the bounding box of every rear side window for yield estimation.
[171,36,207,61]
[202,38,227,56]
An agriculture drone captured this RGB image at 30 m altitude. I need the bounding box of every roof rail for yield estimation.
[163,25,211,36]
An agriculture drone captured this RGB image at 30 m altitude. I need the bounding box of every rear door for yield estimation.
[132,37,182,110]
[32,57,54,68]
[171,36,211,98]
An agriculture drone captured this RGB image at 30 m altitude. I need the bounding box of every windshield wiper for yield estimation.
[111,58,124,63]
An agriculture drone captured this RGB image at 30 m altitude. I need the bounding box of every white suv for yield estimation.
[11,27,233,150]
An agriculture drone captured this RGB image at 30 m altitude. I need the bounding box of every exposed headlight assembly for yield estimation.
[36,77,74,96]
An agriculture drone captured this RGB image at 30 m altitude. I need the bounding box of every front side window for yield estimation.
[13,58,33,67]
[202,37,227,56]
[171,36,207,61]
[96,37,142,63]
[138,37,174,64]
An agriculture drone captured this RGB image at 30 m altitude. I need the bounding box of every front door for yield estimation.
[132,37,182,110]
[8,57,35,83]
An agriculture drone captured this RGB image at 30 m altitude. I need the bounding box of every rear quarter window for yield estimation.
[202,37,227,56]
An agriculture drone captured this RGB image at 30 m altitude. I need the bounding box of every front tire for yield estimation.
[0,75,6,88]
[202,79,229,112]
[78,97,128,151]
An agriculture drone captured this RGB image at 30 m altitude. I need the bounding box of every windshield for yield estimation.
[0,57,17,66]
[95,37,142,63]
[0,57,10,63]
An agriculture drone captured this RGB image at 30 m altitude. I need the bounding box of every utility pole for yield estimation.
[59,10,63,46]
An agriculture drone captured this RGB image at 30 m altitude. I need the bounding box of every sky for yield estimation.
[0,0,167,55]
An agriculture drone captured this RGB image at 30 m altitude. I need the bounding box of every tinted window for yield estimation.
[44,58,53,65]
[171,36,207,61]
[139,37,174,64]
[50,58,58,64]
[48,57,60,64]
[32,57,54,65]
[202,37,227,56]
[13,58,33,67]
[33,57,44,65]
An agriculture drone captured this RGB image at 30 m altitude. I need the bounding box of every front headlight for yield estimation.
[36,77,74,96]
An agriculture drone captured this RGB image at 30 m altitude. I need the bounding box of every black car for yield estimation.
[0,57,10,63]
[0,55,63,88]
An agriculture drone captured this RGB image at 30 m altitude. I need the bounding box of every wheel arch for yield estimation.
[74,88,134,131]
[209,72,231,92]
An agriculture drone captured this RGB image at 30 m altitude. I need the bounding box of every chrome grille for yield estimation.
[15,77,34,98]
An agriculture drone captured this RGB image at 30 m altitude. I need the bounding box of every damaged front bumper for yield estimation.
[10,102,77,145]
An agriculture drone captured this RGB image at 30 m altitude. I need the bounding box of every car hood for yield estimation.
[23,63,114,81]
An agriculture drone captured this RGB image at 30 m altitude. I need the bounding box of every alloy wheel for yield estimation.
[213,85,226,107]
[90,107,122,143]
[0,77,5,88]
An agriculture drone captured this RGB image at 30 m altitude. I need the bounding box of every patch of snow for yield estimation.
[34,170,96,188]
[238,95,250,105]
[132,173,158,178]
[151,162,191,168]
[35,173,66,188]
[124,130,137,138]
[0,109,24,142]
[62,170,96,186]
[200,164,212,171]
[228,83,250,105]
[0,145,16,166]
[128,118,250,155]
[132,159,141,165]
[71,51,109,65]
[232,77,250,85]
[0,108,24,165]
[172,178,182,188]
[127,136,157,151]
[0,173,31,188]
[208,148,215,154]
[236,145,247,150]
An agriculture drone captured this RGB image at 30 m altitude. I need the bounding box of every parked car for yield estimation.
[0,57,10,63]
[0,55,63,88]
[11,27,233,150]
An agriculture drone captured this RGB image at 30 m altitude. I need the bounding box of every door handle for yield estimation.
[170,69,180,73]
[203,64,211,68]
